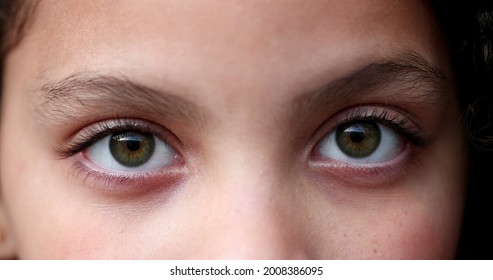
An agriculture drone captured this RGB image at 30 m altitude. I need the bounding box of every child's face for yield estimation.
[0,0,465,259]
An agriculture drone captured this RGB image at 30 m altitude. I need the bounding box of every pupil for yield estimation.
[126,140,141,152]
[349,130,365,143]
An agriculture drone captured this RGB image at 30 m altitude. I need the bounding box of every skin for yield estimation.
[0,0,465,259]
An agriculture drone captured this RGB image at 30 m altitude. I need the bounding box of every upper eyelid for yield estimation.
[312,105,430,148]
[334,105,419,131]
[290,52,447,126]
[336,108,416,134]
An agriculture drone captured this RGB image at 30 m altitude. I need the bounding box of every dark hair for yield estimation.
[0,0,492,259]
[0,0,37,105]
[430,0,493,259]
[0,0,37,55]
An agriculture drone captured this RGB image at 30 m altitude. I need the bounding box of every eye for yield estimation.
[318,120,404,164]
[85,130,177,172]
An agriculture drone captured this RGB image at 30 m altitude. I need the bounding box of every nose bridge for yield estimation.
[194,143,307,259]
[185,105,310,258]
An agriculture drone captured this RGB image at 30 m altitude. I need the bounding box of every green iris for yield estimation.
[335,121,381,158]
[109,131,155,167]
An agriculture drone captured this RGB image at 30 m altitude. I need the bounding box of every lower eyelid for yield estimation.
[310,150,407,187]
[309,141,421,187]
[69,153,187,197]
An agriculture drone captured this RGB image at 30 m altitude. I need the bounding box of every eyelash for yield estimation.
[59,108,426,163]
[56,119,178,158]
[329,106,429,147]
[58,106,426,193]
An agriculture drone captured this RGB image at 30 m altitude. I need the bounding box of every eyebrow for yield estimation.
[38,52,447,130]
[39,74,208,127]
[292,51,448,121]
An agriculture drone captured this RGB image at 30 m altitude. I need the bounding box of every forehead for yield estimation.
[14,0,445,103]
